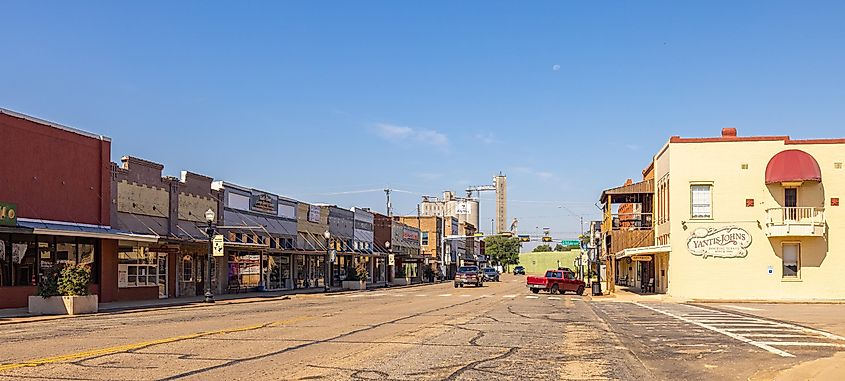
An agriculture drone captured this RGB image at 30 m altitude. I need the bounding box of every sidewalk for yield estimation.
[0,281,440,326]
[584,285,686,303]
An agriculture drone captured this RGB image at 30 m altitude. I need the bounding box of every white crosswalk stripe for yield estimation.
[633,302,845,357]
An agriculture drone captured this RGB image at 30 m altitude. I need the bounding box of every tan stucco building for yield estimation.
[619,128,844,300]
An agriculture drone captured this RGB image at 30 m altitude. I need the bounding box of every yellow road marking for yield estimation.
[0,316,315,373]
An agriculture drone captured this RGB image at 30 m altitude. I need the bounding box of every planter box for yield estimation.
[390,278,411,286]
[342,280,367,290]
[28,295,99,316]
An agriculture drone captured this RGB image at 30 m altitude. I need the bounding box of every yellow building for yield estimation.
[620,128,844,300]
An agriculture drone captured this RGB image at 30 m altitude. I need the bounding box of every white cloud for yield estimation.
[475,132,497,145]
[372,123,449,148]
[536,171,554,179]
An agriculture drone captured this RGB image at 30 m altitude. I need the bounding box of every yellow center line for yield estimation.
[0,316,315,373]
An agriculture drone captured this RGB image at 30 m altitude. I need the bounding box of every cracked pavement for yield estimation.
[0,276,648,380]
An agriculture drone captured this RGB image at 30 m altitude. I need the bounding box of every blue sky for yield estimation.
[2,1,844,243]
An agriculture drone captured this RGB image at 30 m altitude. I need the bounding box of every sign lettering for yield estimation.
[250,192,277,215]
[213,235,225,257]
[687,226,752,259]
[0,202,18,227]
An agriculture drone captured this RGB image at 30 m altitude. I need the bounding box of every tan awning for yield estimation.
[615,244,671,260]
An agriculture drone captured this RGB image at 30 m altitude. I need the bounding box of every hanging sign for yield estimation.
[0,202,17,227]
[388,254,395,266]
[213,235,225,257]
[631,255,652,262]
[687,226,752,259]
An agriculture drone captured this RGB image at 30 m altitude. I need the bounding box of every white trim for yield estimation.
[18,217,111,230]
[31,228,160,242]
[0,108,111,142]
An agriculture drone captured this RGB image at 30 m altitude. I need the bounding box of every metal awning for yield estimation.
[615,244,671,260]
[17,219,160,242]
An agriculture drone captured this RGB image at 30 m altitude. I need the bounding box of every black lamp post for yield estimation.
[324,230,331,292]
[204,208,216,303]
[592,230,603,296]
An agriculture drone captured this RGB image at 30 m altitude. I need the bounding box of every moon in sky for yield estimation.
[552,64,561,71]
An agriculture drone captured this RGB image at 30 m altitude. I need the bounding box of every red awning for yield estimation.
[765,150,822,184]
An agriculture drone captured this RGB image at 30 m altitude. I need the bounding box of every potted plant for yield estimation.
[342,262,368,290]
[29,264,98,315]
[391,265,411,286]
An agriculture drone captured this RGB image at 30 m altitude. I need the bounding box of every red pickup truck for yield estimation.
[526,269,585,295]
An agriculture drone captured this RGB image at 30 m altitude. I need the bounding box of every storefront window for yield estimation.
[118,246,158,288]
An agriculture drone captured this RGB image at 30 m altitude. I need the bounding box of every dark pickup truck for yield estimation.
[454,266,483,288]
[526,269,585,295]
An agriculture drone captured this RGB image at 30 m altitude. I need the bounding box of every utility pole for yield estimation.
[384,188,392,216]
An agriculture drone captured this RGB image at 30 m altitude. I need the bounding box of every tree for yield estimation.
[533,244,552,252]
[484,235,521,269]
[553,244,566,252]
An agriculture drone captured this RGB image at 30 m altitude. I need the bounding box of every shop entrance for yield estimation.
[157,253,168,298]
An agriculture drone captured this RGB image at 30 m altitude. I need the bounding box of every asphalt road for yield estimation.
[0,275,843,380]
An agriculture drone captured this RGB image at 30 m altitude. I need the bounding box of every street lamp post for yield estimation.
[204,208,216,303]
[592,230,603,296]
[384,241,391,287]
[324,230,331,292]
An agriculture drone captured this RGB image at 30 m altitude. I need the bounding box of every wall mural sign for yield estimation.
[0,201,17,227]
[687,226,752,259]
[308,205,321,223]
[250,192,278,215]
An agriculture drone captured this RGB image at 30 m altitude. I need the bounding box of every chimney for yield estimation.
[722,128,737,137]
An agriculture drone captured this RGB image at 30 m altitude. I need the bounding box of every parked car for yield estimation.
[482,267,500,282]
[513,266,526,275]
[454,266,483,288]
[526,269,585,295]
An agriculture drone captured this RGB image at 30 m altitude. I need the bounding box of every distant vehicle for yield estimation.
[482,267,500,282]
[454,266,483,288]
[513,266,526,275]
[526,269,585,295]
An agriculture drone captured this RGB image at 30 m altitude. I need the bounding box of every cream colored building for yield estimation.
[619,128,844,300]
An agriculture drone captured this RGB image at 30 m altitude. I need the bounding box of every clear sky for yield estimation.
[3,1,844,245]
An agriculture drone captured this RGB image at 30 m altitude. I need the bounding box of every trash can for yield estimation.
[591,282,603,296]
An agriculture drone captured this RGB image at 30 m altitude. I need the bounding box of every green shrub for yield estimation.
[58,264,92,296]
[37,265,62,298]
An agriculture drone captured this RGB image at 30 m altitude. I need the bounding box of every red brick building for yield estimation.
[0,108,156,309]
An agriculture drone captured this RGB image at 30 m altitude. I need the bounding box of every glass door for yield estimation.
[157,253,168,298]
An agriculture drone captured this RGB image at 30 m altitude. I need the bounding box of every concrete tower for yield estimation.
[494,174,507,234]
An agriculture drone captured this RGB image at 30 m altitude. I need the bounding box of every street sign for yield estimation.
[631,255,652,262]
[212,235,225,257]
[560,240,580,246]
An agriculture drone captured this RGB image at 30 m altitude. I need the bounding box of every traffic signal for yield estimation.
[542,236,552,242]
[518,235,530,242]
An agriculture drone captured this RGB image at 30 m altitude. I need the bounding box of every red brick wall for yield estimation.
[0,112,111,226]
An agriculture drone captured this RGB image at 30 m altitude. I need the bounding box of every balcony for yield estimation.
[765,207,825,237]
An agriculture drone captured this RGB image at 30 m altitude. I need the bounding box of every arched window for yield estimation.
[182,255,193,282]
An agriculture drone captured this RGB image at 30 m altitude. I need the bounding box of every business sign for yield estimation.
[0,202,17,227]
[631,255,652,262]
[687,226,752,259]
[308,205,321,223]
[403,228,420,241]
[388,254,395,266]
[250,192,278,215]
[455,201,471,215]
[212,235,225,257]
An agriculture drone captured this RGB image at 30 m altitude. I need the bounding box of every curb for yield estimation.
[0,281,444,326]
[691,299,845,305]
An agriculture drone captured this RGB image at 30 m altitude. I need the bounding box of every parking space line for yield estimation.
[633,302,795,357]
[438,294,453,297]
